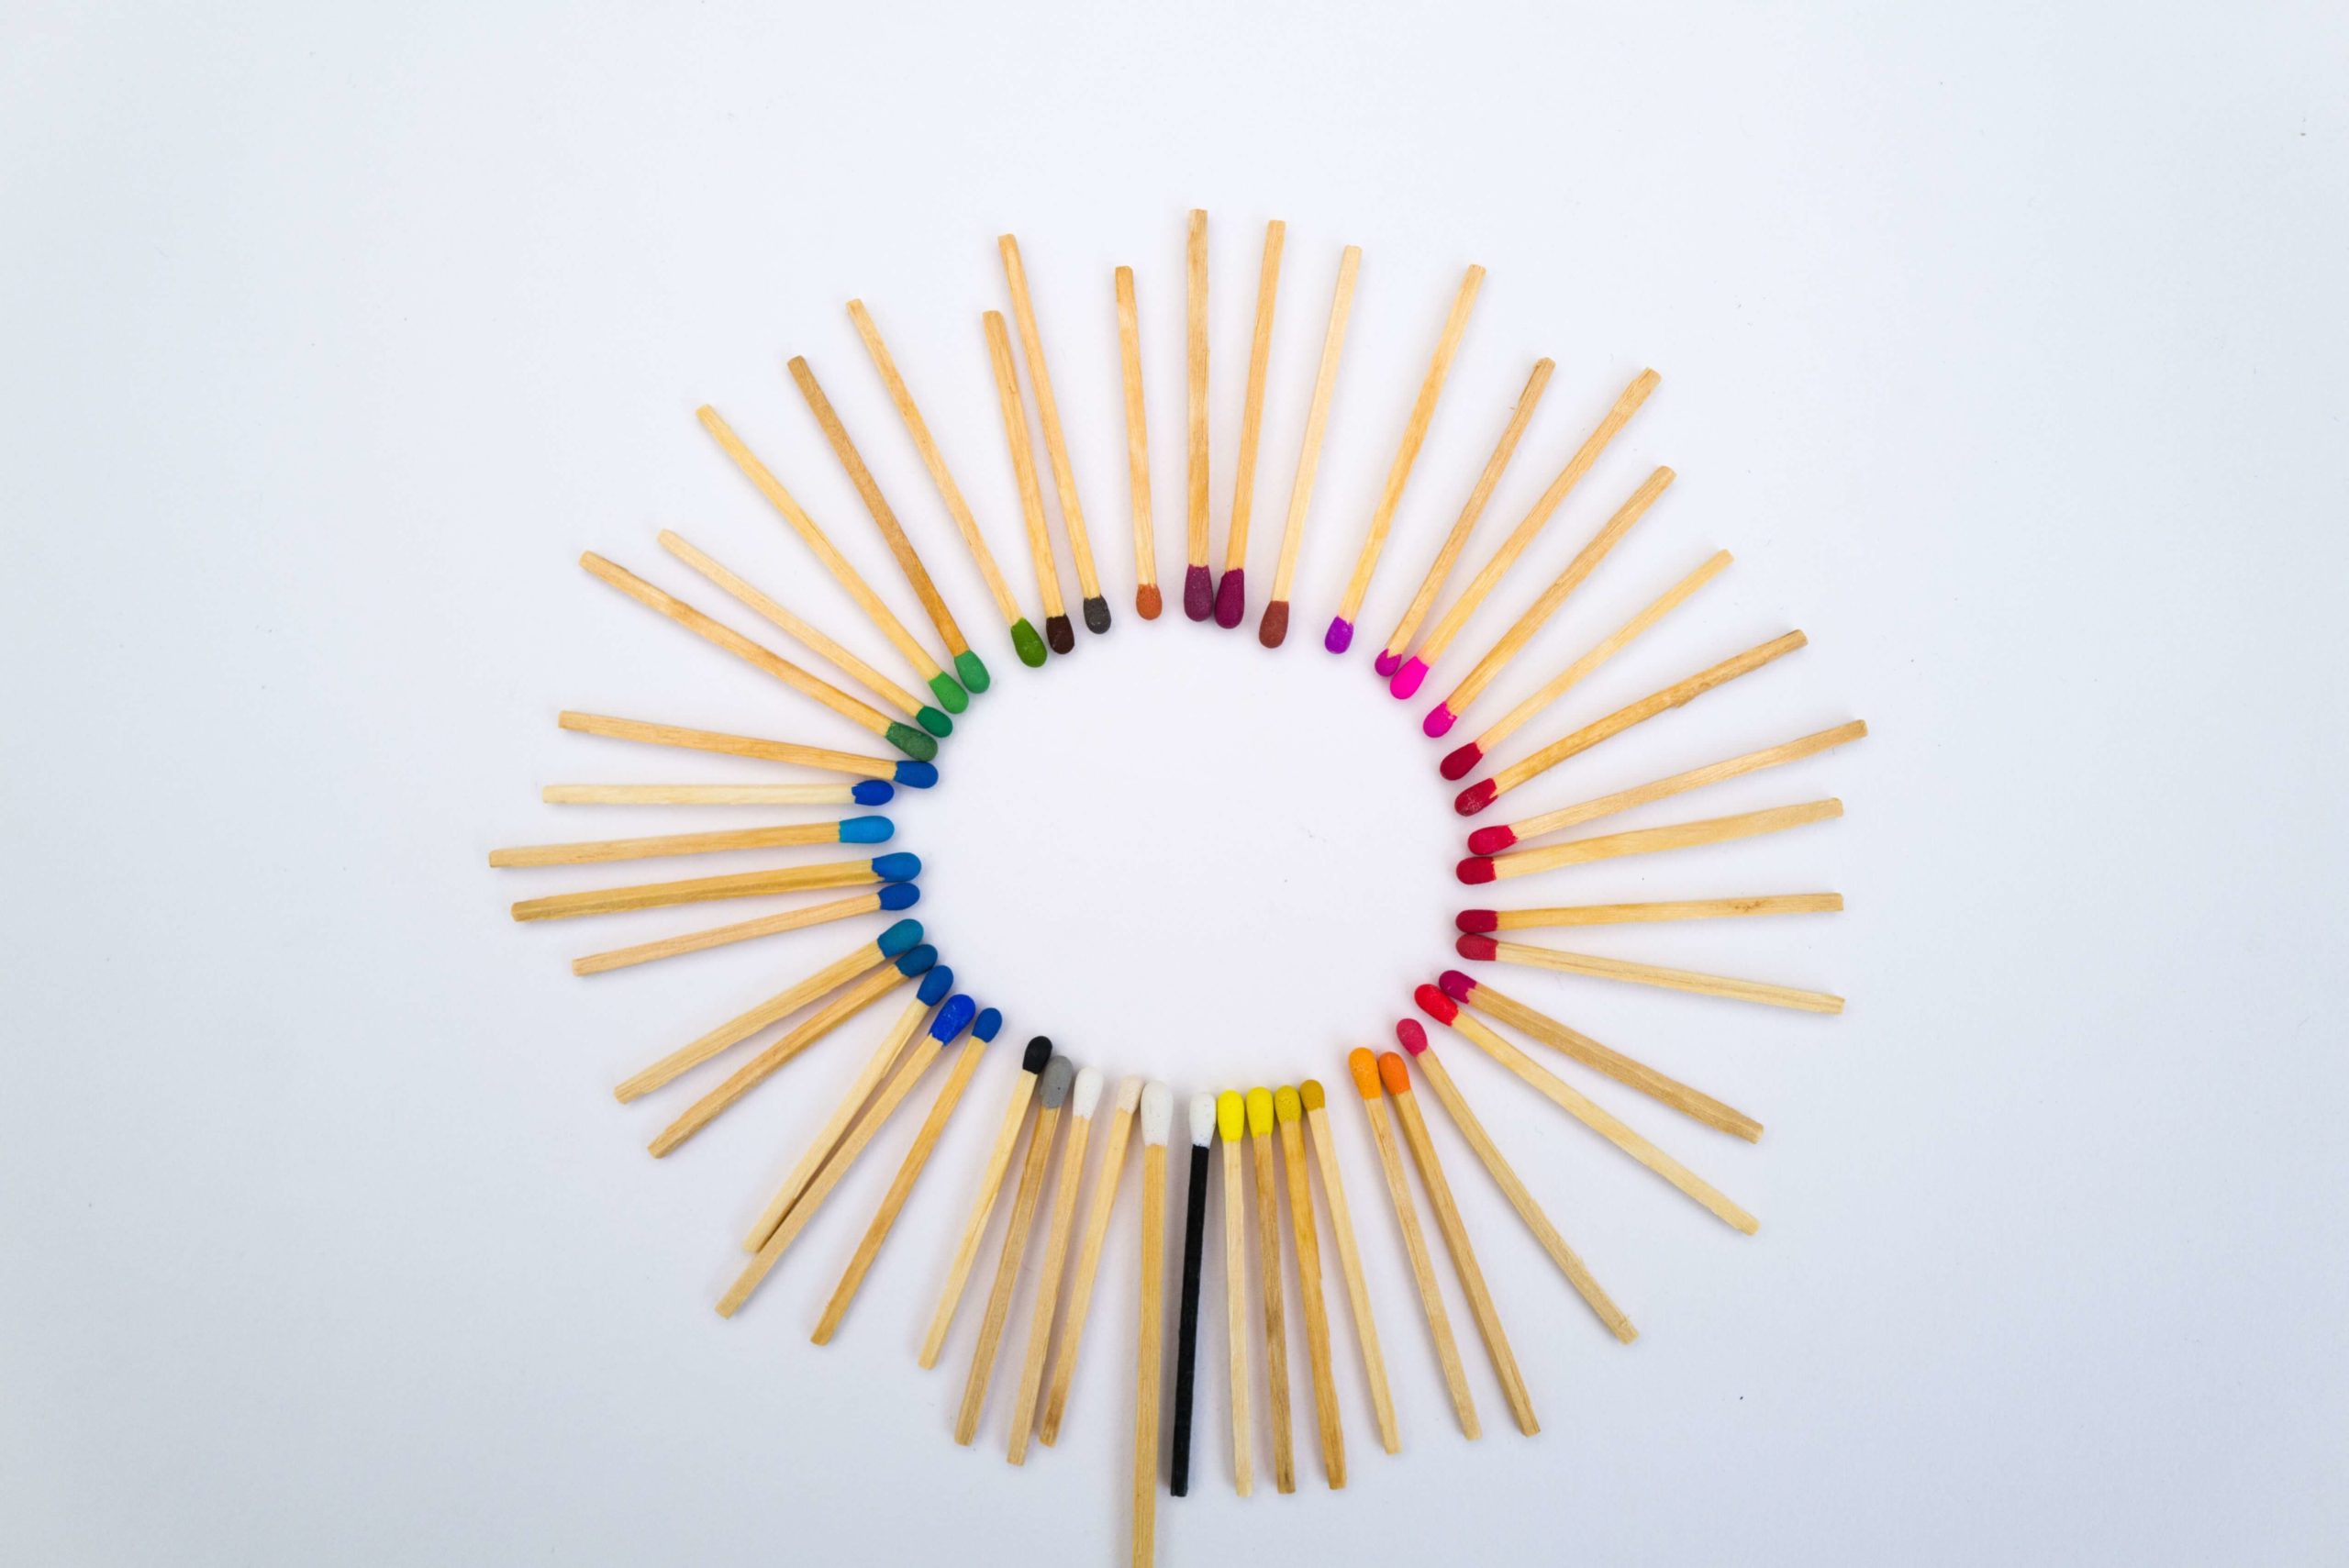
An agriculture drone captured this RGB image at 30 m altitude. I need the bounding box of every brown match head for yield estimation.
[1376,1051,1412,1095]
[1136,583,1163,620]
[1346,1050,1380,1100]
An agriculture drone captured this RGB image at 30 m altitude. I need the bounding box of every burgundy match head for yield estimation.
[1183,564,1214,621]
[1456,856,1497,884]
[1455,908,1499,934]
[1438,969,1477,1003]
[1374,650,1403,678]
[1466,823,1517,854]
[1395,1018,1430,1056]
[1454,777,1498,816]
[1413,984,1459,1025]
[1456,933,1499,962]
[1439,740,1484,780]
[1212,569,1246,628]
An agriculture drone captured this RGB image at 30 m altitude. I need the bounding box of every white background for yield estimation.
[5,4,2344,1564]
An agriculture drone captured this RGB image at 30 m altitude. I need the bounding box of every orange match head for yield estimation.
[1300,1080,1326,1113]
[1346,1049,1380,1099]
[1376,1051,1412,1095]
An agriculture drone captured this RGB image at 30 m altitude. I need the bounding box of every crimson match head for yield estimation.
[1455,908,1499,934]
[1376,1051,1412,1094]
[1413,984,1459,1025]
[930,994,978,1043]
[1456,855,1497,884]
[1465,824,1517,855]
[1453,778,1498,816]
[1300,1079,1326,1113]
[1021,1036,1053,1074]
[1273,1085,1302,1124]
[1457,933,1499,962]
[1212,569,1246,628]
[972,1007,1004,1042]
[1438,969,1478,1003]
[1038,1055,1075,1108]
[1439,740,1484,778]
[1395,1018,1430,1056]
[1346,1049,1381,1100]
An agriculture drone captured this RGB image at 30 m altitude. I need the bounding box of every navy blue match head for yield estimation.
[917,965,954,1006]
[873,852,921,882]
[891,761,939,788]
[877,883,920,912]
[851,779,895,806]
[876,918,923,958]
[1021,1036,1052,1074]
[929,994,978,1044]
[972,1007,1003,1042]
[838,816,894,845]
[893,944,937,978]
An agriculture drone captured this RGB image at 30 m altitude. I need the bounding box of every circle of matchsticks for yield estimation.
[493,212,1865,1568]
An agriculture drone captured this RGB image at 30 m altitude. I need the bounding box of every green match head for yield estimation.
[1010,618,1047,667]
[926,673,968,714]
[916,704,953,738]
[953,649,991,693]
[882,721,938,762]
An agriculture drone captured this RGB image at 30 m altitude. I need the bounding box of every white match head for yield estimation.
[1070,1065,1104,1119]
[1140,1083,1173,1146]
[1188,1093,1216,1148]
[1114,1075,1144,1113]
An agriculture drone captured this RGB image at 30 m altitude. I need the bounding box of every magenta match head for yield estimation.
[1424,706,1459,740]
[1323,616,1353,654]
[1465,823,1517,855]
[1413,984,1459,1025]
[1439,740,1484,781]
[1212,569,1246,628]
[1454,777,1498,816]
[1455,908,1499,934]
[1456,856,1497,884]
[1395,1018,1430,1056]
[1456,933,1499,962]
[1183,564,1214,621]
[1438,969,1477,1003]
[1387,657,1430,700]
[1374,649,1402,678]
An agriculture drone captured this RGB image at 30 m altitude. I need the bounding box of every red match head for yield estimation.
[1396,1018,1430,1056]
[1454,777,1498,816]
[1439,969,1477,1003]
[1466,824,1517,855]
[1413,984,1459,1025]
[1347,1048,1381,1099]
[1456,855,1496,884]
[1439,740,1485,781]
[1455,908,1499,933]
[1376,1051,1413,1093]
[1456,933,1499,962]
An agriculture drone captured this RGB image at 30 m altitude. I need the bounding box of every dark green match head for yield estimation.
[883,722,938,762]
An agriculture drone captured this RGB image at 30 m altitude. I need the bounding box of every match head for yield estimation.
[1082,595,1112,635]
[1183,563,1214,621]
[1212,569,1246,628]
[1070,1065,1104,1118]
[953,650,992,694]
[1439,740,1483,778]
[918,965,955,1006]
[852,779,896,806]
[1465,824,1516,855]
[1414,984,1459,1025]
[1322,616,1353,654]
[1376,1051,1412,1094]
[1455,907,1497,933]
[917,704,955,737]
[1140,1082,1174,1145]
[1010,618,1048,667]
[1135,583,1163,620]
[1038,1055,1075,1109]
[872,852,921,883]
[1300,1079,1326,1113]
[1387,657,1430,700]
[1456,856,1497,884]
[1045,614,1075,654]
[891,760,940,788]
[1188,1092,1216,1147]
[1453,777,1498,816]
[1395,1018,1430,1056]
[876,918,923,957]
[1217,1089,1245,1141]
[1258,600,1289,648]
[1115,1075,1145,1112]
[1346,1050,1380,1100]
[972,1007,1003,1042]
[878,883,921,912]
[1456,933,1499,962]
[894,944,937,977]
[1021,1036,1053,1074]
[1374,649,1403,678]
[926,673,969,716]
[930,994,978,1043]
[1273,1085,1302,1124]
[1438,969,1478,1003]
[883,722,939,762]
[839,816,894,845]
[1244,1087,1275,1137]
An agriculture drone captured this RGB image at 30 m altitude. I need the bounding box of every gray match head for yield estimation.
[1037,1054,1075,1109]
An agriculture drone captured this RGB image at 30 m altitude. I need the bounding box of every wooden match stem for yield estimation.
[1037,1095,1138,1446]
[571,891,894,977]
[611,936,892,1102]
[1497,720,1870,845]
[489,819,863,869]
[647,965,913,1155]
[1263,245,1361,628]
[1115,268,1158,601]
[1303,1102,1400,1454]
[955,1096,1063,1444]
[1220,219,1286,580]
[983,310,1067,621]
[1475,895,1844,931]
[1276,1110,1345,1488]
[1184,209,1208,574]
[1357,1095,1478,1439]
[919,1065,1044,1368]
[999,235,1105,606]
[556,710,900,779]
[1479,939,1846,1015]
[1488,799,1843,880]
[511,858,889,924]
[542,784,865,806]
[1458,980,1765,1141]
[1215,1131,1254,1492]
[1131,1140,1166,1568]
[1008,1100,1097,1463]
[1249,1124,1297,1493]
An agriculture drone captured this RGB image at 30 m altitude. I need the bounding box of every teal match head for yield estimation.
[918,965,955,1006]
[972,1006,1003,1042]
[930,994,978,1043]
[926,673,968,715]
[916,704,954,737]
[882,721,938,762]
[838,816,894,845]
[851,780,895,806]
[891,761,938,788]
[877,883,920,912]
[893,944,937,977]
[876,918,923,958]
[872,852,920,882]
[954,650,991,693]
[1010,618,1047,667]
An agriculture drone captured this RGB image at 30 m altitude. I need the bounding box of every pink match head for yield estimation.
[1323,617,1354,653]
[1456,933,1499,962]
[1387,658,1429,700]
[1395,1018,1430,1056]
[1413,984,1458,1025]
[1438,740,1483,779]
[1455,908,1499,934]
[1438,969,1476,1003]
[1465,823,1517,854]
[1454,777,1498,817]
[1374,650,1403,677]
[1455,856,1497,885]
[1423,704,1458,739]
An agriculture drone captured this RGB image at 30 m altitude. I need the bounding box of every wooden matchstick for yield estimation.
[1300,1079,1399,1454]
[1453,630,1809,817]
[1395,1017,1637,1340]
[1458,895,1843,934]
[1461,799,1844,884]
[1214,1091,1254,1492]
[811,1007,1005,1344]
[1008,1067,1104,1463]
[1469,720,1869,851]
[510,852,918,925]
[488,816,891,869]
[1260,244,1361,648]
[1037,1077,1141,1446]
[571,886,919,977]
[998,235,1108,636]
[983,310,1072,656]
[542,782,893,807]
[1412,994,1761,1234]
[1376,1051,1538,1435]
[1244,1086,1297,1493]
[556,710,936,787]
[919,1038,1054,1368]
[649,946,932,1157]
[696,406,963,706]
[1396,369,1659,684]
[1347,1051,1478,1440]
[1461,934,1845,1016]
[716,992,980,1318]
[1375,358,1554,677]
[578,552,937,762]
[845,299,1044,668]
[1182,209,1211,621]
[786,356,986,702]
[658,529,952,733]
[1275,1086,1345,1488]
[1325,264,1485,655]
[1212,218,1285,629]
[1115,268,1160,619]
[1131,1084,1171,1568]
[1167,1095,1213,1495]
[955,1055,1074,1444]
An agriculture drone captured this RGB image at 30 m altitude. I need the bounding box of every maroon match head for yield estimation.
[1455,908,1499,934]
[1453,777,1498,816]
[1439,740,1485,781]
[1438,969,1477,1003]
[1455,856,1497,884]
[1212,569,1246,628]
[1183,564,1214,621]
[1413,984,1459,1025]
[1466,824,1518,855]
[1395,1018,1430,1056]
[1456,933,1499,962]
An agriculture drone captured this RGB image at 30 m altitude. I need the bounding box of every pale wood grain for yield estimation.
[1220,219,1286,581]
[646,964,912,1154]
[556,710,898,779]
[543,783,863,806]
[1277,1107,1345,1487]
[658,529,927,718]
[1114,268,1158,602]
[1303,1101,1399,1454]
[571,891,889,977]
[611,937,889,1102]
[1007,1097,1097,1463]
[1263,245,1361,632]
[1037,1096,1138,1446]
[983,310,1066,621]
[998,235,1104,606]
[512,859,884,924]
[1483,937,1845,1015]
[1457,978,1765,1141]
[1358,1093,1477,1439]
[1250,1122,1296,1493]
[1130,1141,1166,1568]
[1496,720,1868,845]
[490,819,852,869]
[956,1099,1063,1444]
[919,1064,1044,1368]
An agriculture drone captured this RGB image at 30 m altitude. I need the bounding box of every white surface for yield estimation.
[3,5,2344,1565]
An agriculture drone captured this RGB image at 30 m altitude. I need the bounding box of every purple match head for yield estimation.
[1454,777,1498,817]
[1439,740,1484,779]
[1387,657,1430,700]
[1438,970,1476,1003]
[1465,823,1517,855]
[1322,617,1353,654]
[1424,705,1460,740]
[1212,569,1246,628]
[1455,856,1497,884]
[1374,649,1403,678]
[1455,908,1499,934]
[1183,564,1214,621]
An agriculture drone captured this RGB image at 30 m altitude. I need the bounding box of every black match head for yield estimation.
[1021,1036,1053,1074]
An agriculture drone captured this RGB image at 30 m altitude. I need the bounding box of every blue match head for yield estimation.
[877,882,920,912]
[917,965,954,1006]
[852,780,895,806]
[891,761,939,788]
[838,816,894,845]
[1021,1036,1053,1074]
[972,1007,1003,1042]
[929,994,978,1043]
[893,944,937,977]
[876,918,923,957]
[872,852,921,882]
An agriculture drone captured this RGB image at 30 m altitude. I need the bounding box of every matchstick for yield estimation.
[716,991,980,1318]
[1457,895,1843,934]
[1377,358,1554,677]
[647,946,933,1156]
[1131,1084,1171,1568]
[1460,799,1844,884]
[1275,1086,1345,1488]
[1167,1095,1213,1495]
[1435,968,1763,1139]
[572,885,920,977]
[1115,267,1160,619]
[1347,1051,1478,1440]
[1377,1051,1538,1435]
[1214,1091,1253,1492]
[508,852,918,925]
[1411,995,1761,1235]
[1460,934,1845,1016]
[542,781,895,807]
[1395,369,1659,684]
[696,406,965,707]
[1213,218,1285,629]
[919,1038,1054,1368]
[811,1007,1006,1344]
[1453,630,1809,816]
[578,553,937,762]
[1038,1077,1141,1445]
[658,529,952,735]
[488,816,891,870]
[1433,550,1728,760]
[787,356,986,703]
[1182,209,1211,621]
[556,710,938,788]
[956,1055,1074,1444]
[1396,1016,1637,1340]
[846,299,1044,669]
[1466,720,1870,852]
[1300,1079,1399,1454]
[741,966,957,1252]
[1245,1086,1297,1493]
[983,310,1072,656]
[1325,264,1485,654]
[1008,1067,1104,1463]
[998,235,1108,634]
[1260,244,1361,648]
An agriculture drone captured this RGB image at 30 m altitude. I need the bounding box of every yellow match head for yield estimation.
[1300,1080,1326,1114]
[1273,1085,1302,1124]
[1216,1090,1245,1142]
[1244,1087,1275,1136]
[1346,1049,1380,1100]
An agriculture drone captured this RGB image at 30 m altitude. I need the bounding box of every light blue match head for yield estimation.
[917,966,954,1006]
[893,944,937,977]
[872,851,921,883]
[972,1007,1003,1042]
[891,761,939,788]
[851,780,895,806]
[929,994,978,1044]
[875,918,923,958]
[877,883,920,912]
[838,816,894,845]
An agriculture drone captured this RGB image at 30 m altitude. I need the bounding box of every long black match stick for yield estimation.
[1169,1093,1213,1496]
